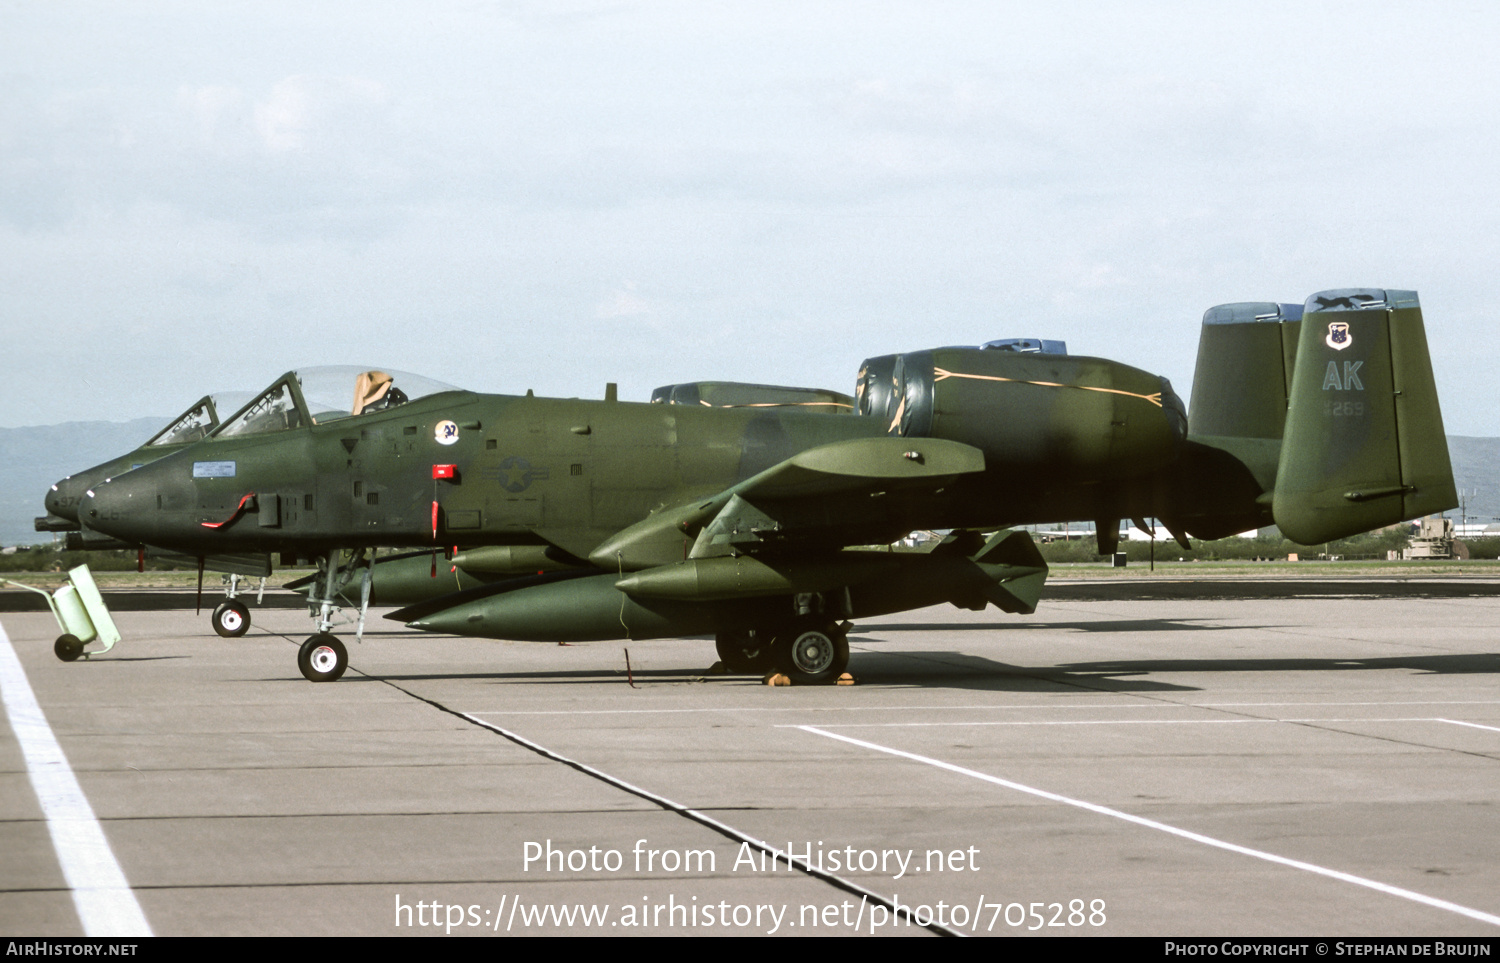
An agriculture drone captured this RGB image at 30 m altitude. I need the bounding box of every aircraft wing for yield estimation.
[388,438,1044,640]
[589,436,987,570]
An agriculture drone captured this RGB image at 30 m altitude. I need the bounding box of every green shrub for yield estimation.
[1036,527,1411,564]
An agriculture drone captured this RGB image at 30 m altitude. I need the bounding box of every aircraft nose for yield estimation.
[79,478,148,543]
[44,476,83,522]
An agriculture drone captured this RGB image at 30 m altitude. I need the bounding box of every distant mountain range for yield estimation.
[3,419,1498,547]
[2,417,163,548]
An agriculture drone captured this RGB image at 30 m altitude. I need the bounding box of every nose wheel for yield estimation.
[211,599,251,638]
[298,633,348,682]
[293,548,370,682]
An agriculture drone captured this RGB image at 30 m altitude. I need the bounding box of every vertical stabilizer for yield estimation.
[1189,301,1303,441]
[1273,289,1456,543]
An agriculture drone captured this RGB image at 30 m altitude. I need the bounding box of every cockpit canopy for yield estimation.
[214,367,464,439]
[144,392,254,447]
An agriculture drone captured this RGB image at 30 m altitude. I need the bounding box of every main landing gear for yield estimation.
[716,617,851,684]
[296,549,371,683]
[715,629,776,674]
[772,617,850,685]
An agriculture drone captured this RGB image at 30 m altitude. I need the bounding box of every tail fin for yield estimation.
[1171,301,1301,541]
[1272,288,1456,543]
[1189,301,1303,442]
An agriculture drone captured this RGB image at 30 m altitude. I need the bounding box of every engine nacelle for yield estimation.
[856,338,1068,422]
[855,354,899,420]
[858,347,1186,480]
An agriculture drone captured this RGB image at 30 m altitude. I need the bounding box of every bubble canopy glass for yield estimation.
[214,367,464,438]
[144,392,255,447]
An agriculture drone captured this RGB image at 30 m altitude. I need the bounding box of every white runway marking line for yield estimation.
[470,700,1500,718]
[454,711,963,936]
[471,703,1193,717]
[1196,700,1500,707]
[780,716,1486,729]
[1438,719,1500,734]
[799,725,1500,929]
[0,622,152,937]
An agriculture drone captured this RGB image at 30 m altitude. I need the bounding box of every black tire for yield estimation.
[54,634,84,662]
[772,621,850,685]
[298,633,347,682]
[211,599,251,638]
[715,630,775,674]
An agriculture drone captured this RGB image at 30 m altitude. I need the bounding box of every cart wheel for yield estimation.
[54,634,84,662]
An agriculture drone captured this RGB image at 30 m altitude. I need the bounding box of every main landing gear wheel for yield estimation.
[298,633,347,682]
[772,621,849,685]
[54,634,84,663]
[715,630,775,674]
[211,599,251,638]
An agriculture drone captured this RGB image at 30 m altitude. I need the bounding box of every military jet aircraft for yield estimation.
[78,288,1456,684]
[33,391,280,637]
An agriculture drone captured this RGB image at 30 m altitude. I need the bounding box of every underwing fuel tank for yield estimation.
[859,347,1186,481]
[394,571,719,642]
[390,531,1047,642]
[285,545,585,606]
[615,554,903,600]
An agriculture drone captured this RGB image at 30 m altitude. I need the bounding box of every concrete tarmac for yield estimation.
[2,578,1498,937]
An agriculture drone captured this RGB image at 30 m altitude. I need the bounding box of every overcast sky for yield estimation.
[3,1,1497,435]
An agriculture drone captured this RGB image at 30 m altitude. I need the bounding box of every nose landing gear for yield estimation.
[211,599,250,638]
[298,633,347,682]
[295,549,371,682]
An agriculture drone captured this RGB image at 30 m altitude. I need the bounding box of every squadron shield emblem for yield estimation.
[1325,322,1352,351]
[434,420,460,445]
